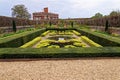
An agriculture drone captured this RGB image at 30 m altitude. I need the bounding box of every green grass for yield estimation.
[0,29,45,43]
[77,28,120,46]
[0,28,36,39]
[0,28,46,48]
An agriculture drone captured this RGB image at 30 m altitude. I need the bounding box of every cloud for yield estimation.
[0,0,120,18]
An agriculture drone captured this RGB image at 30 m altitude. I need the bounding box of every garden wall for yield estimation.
[65,15,120,27]
[0,16,36,27]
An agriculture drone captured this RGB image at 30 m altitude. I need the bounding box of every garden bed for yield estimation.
[0,28,120,59]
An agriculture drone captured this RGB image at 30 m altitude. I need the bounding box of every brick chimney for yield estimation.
[44,7,48,13]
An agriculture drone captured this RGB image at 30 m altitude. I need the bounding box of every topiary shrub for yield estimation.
[12,20,17,32]
[72,30,81,36]
[20,37,41,48]
[65,45,76,48]
[73,42,86,47]
[48,45,60,48]
[105,20,109,32]
[41,31,50,37]
[81,36,102,47]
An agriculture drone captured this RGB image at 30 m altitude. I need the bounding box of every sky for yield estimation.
[0,0,120,19]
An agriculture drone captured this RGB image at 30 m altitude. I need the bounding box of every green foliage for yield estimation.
[48,45,60,48]
[105,20,109,32]
[65,45,76,48]
[0,29,45,48]
[69,38,82,43]
[81,36,102,47]
[92,12,103,18]
[111,33,119,37]
[11,4,31,19]
[49,21,52,27]
[36,42,50,48]
[20,37,41,48]
[58,40,66,43]
[40,39,55,43]
[0,28,36,38]
[109,10,120,16]
[36,39,55,48]
[71,21,74,27]
[73,42,86,47]
[58,20,65,27]
[0,47,120,59]
[72,30,81,36]
[41,31,50,37]
[77,29,120,46]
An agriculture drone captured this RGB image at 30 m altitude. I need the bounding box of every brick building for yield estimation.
[33,7,59,20]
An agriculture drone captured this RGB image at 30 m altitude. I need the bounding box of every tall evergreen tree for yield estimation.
[12,20,17,32]
[105,20,109,32]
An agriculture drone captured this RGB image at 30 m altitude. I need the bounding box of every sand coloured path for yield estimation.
[0,58,120,80]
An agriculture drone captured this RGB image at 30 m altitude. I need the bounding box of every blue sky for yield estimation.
[0,0,120,19]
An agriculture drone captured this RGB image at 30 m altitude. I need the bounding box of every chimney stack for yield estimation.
[44,7,48,13]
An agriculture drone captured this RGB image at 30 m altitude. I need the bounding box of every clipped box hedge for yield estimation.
[0,28,45,48]
[76,29,120,46]
[0,47,120,59]
[46,28,76,31]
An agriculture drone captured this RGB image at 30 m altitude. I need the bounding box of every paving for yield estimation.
[0,58,120,80]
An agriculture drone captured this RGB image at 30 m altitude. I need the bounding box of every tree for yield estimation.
[105,20,109,32]
[49,21,52,27]
[11,4,31,19]
[71,21,74,27]
[92,13,103,18]
[12,20,17,32]
[109,10,120,16]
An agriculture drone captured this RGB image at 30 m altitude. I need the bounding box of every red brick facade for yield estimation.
[33,7,59,20]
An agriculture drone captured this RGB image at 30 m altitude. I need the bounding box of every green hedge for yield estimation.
[76,29,120,46]
[0,47,120,59]
[46,28,76,31]
[0,28,45,48]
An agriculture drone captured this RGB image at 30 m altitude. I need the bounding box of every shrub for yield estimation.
[105,20,109,32]
[73,42,86,47]
[81,36,102,47]
[69,38,82,43]
[36,42,50,48]
[36,39,56,48]
[41,31,50,36]
[111,33,119,37]
[20,37,41,48]
[0,47,120,59]
[58,40,66,43]
[72,30,81,36]
[49,31,56,36]
[48,45,60,48]
[12,20,17,32]
[40,39,55,43]
[0,28,45,48]
[65,45,76,48]
[65,31,73,35]
[77,29,120,46]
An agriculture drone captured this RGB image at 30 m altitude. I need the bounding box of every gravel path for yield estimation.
[0,58,120,80]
